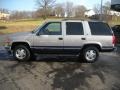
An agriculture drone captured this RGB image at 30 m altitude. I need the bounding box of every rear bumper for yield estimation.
[101,47,115,52]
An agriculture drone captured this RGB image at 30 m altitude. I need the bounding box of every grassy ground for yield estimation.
[0,19,45,34]
[109,21,120,26]
[0,18,120,34]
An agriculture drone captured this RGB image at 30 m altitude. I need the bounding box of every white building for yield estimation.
[85,9,120,17]
[109,10,120,16]
[85,10,95,17]
[0,12,10,20]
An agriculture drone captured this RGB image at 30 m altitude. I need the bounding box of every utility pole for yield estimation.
[100,0,103,21]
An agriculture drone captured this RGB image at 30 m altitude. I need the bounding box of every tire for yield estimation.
[13,45,31,62]
[81,46,99,63]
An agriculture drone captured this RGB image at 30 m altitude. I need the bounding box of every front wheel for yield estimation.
[13,45,31,61]
[82,46,99,63]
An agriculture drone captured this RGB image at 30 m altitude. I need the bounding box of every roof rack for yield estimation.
[62,18,85,21]
[62,18,105,22]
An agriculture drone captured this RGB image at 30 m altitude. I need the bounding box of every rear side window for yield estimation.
[89,22,112,35]
[66,22,84,35]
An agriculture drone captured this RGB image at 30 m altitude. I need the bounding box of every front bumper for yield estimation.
[4,45,12,54]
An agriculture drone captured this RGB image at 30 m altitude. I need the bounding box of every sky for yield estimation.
[0,0,110,11]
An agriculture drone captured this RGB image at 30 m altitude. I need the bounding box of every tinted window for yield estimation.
[40,22,61,35]
[66,22,84,35]
[89,22,112,35]
[112,25,120,37]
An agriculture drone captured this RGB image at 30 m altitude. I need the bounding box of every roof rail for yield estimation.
[62,18,85,21]
[62,18,105,22]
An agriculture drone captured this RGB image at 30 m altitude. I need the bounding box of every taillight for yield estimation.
[112,35,116,45]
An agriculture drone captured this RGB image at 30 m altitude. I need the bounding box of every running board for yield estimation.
[35,54,79,57]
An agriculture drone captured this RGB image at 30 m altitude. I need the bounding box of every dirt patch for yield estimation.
[0,26,7,30]
[0,32,3,35]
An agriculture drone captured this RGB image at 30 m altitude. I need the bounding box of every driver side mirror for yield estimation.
[36,28,49,36]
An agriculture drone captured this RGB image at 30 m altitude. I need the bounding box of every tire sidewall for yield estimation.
[13,45,31,61]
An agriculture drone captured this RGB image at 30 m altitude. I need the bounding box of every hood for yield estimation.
[8,32,33,42]
[9,32,31,38]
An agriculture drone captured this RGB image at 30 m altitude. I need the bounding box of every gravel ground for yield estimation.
[0,46,119,90]
[116,45,120,53]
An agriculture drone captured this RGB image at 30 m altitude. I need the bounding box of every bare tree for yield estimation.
[93,4,101,14]
[74,5,87,18]
[54,3,65,17]
[103,1,112,21]
[66,2,73,17]
[93,1,111,21]
[36,0,56,19]
[10,11,32,20]
[102,1,111,15]
[33,9,44,18]
[0,8,9,13]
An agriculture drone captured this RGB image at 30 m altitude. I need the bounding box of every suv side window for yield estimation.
[89,22,112,35]
[40,22,61,35]
[66,22,84,35]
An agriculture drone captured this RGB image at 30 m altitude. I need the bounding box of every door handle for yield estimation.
[58,37,63,40]
[81,37,86,40]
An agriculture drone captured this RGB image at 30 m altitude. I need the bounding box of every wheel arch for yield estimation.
[81,43,102,51]
[11,42,31,50]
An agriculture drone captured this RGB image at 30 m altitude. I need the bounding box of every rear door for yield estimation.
[63,21,86,54]
[88,22,113,49]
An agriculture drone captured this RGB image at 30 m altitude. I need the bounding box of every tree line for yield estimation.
[0,0,119,21]
[34,0,88,19]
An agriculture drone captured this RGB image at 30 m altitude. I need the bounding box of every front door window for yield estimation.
[40,22,62,35]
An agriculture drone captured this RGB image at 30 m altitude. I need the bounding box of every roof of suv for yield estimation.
[62,19,105,22]
[45,19,104,23]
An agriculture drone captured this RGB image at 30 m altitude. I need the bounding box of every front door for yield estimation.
[33,22,63,54]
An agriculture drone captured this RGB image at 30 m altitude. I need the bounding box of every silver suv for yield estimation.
[5,20,115,62]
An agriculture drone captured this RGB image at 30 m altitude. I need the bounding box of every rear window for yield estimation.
[89,22,112,35]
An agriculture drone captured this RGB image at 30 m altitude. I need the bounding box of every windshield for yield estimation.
[31,22,47,34]
[31,25,41,34]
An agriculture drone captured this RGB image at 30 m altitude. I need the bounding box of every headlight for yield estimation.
[4,36,11,46]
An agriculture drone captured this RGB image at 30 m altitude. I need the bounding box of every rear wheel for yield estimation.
[13,45,31,61]
[81,46,99,63]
